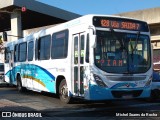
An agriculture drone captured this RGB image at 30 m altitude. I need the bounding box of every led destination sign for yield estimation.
[93,17,149,32]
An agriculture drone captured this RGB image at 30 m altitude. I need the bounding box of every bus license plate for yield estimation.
[122,95,133,99]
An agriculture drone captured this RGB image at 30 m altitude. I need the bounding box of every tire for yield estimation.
[17,76,26,92]
[151,90,160,99]
[59,79,71,104]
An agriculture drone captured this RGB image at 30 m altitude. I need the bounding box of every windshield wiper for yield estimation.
[129,31,141,73]
[133,31,140,53]
[130,31,140,60]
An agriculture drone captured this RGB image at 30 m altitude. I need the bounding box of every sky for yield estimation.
[36,0,160,15]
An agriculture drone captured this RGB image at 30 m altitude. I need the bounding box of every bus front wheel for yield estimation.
[59,79,71,104]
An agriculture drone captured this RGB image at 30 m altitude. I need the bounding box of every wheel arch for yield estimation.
[55,75,66,95]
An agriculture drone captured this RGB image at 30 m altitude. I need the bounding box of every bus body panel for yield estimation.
[4,14,152,102]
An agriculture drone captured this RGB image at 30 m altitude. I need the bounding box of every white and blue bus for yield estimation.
[4,15,152,103]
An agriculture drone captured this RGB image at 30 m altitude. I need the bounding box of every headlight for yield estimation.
[145,76,152,87]
[93,74,107,88]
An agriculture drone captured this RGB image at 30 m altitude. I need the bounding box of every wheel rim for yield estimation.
[60,83,68,100]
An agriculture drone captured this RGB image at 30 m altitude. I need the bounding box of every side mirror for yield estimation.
[2,31,7,41]
[90,35,97,48]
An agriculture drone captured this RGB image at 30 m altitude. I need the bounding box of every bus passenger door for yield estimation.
[72,33,86,96]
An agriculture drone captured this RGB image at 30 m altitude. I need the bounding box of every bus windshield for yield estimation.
[94,30,151,74]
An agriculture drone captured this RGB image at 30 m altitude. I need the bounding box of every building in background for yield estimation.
[0,0,80,63]
[0,0,80,41]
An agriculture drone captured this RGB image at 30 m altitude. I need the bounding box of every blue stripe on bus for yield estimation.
[5,64,56,92]
[110,83,137,89]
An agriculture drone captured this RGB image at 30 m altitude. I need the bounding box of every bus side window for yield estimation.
[28,41,34,61]
[51,30,69,59]
[5,47,9,63]
[39,35,51,60]
[19,42,27,62]
[35,39,38,60]
[86,34,89,63]
[14,44,19,62]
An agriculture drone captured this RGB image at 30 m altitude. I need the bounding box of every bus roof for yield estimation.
[5,14,148,46]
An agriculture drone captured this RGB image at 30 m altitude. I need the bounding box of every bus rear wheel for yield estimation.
[17,76,26,92]
[59,79,71,104]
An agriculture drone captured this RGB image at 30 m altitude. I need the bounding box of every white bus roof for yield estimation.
[5,14,148,47]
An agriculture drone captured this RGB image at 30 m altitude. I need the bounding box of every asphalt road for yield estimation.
[0,85,160,120]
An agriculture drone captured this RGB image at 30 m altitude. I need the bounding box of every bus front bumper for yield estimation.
[85,85,151,100]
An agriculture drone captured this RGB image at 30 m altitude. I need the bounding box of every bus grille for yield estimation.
[111,90,143,98]
[107,76,146,81]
